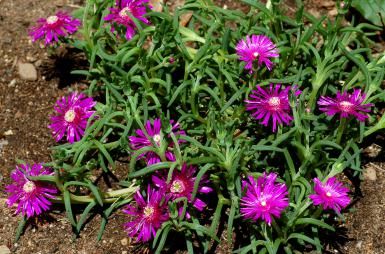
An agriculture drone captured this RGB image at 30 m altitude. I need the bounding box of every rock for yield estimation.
[120,238,128,246]
[0,139,9,151]
[122,251,128,254]
[18,62,37,81]
[363,167,377,181]
[34,59,43,67]
[3,130,13,136]
[0,245,11,254]
[8,79,16,87]
[328,9,338,16]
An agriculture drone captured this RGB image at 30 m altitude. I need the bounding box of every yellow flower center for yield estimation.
[23,181,36,193]
[170,180,185,193]
[143,206,154,218]
[46,15,59,25]
[326,191,332,197]
[339,101,353,112]
[64,109,76,123]
[119,7,132,19]
[268,97,281,109]
[253,52,259,58]
[260,200,267,207]
[153,134,161,144]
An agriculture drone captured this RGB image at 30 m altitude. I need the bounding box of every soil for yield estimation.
[0,0,384,253]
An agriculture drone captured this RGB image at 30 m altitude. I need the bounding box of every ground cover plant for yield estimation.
[4,0,385,253]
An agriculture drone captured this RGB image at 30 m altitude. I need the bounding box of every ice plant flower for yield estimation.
[152,164,213,216]
[104,0,150,40]
[48,92,96,144]
[240,173,289,225]
[5,163,57,218]
[29,12,81,45]
[246,84,295,132]
[318,89,372,121]
[129,118,185,165]
[309,177,350,213]
[123,186,169,242]
[236,34,279,72]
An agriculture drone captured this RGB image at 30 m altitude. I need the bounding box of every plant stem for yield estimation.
[336,118,347,145]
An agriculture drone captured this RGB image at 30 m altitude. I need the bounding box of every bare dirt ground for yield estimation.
[0,0,384,253]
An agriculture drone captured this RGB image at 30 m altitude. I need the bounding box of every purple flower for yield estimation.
[5,163,57,218]
[236,34,279,72]
[104,0,150,40]
[240,173,289,225]
[309,177,350,213]
[48,92,96,144]
[152,164,212,217]
[129,118,185,165]
[246,84,296,132]
[29,12,81,45]
[123,186,169,242]
[318,89,372,121]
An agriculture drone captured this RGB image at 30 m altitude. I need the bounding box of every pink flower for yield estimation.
[29,11,81,45]
[318,89,372,121]
[123,186,169,242]
[129,118,185,165]
[236,34,279,72]
[240,173,289,225]
[246,84,297,132]
[5,163,57,218]
[104,0,150,40]
[152,163,212,218]
[309,177,350,213]
[48,92,96,144]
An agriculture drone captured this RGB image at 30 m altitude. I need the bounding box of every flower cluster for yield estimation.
[6,163,57,218]
[318,89,372,121]
[309,177,350,213]
[129,118,185,165]
[240,173,350,225]
[104,0,151,40]
[245,84,297,132]
[123,185,170,242]
[29,11,81,45]
[236,34,279,72]
[48,92,96,144]
[123,163,212,242]
[240,173,289,225]
[240,35,372,131]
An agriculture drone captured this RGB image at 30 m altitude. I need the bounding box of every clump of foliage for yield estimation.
[6,0,385,253]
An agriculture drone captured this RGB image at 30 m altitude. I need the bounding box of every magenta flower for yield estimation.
[236,34,279,72]
[129,118,185,165]
[48,92,96,144]
[29,11,81,45]
[123,186,169,242]
[246,84,296,132]
[309,177,350,213]
[318,89,372,121]
[152,164,212,217]
[240,173,289,225]
[5,163,57,218]
[104,0,150,40]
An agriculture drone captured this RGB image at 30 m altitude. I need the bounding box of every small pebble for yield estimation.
[18,62,37,81]
[3,130,14,136]
[8,79,16,87]
[363,167,377,181]
[120,238,128,246]
[0,245,11,254]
